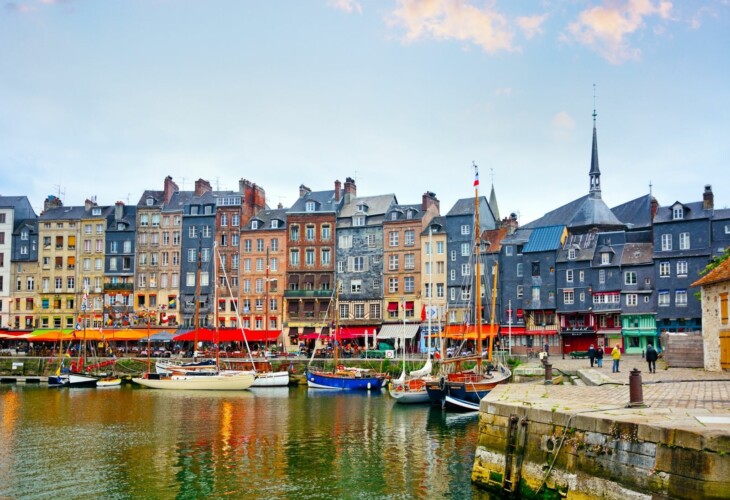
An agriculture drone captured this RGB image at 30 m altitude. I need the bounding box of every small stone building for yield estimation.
[691,257,730,371]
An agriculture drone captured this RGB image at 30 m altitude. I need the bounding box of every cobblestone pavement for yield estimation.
[517,354,730,411]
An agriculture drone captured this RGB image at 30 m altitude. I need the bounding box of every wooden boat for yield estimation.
[97,376,123,388]
[306,286,386,391]
[425,163,511,410]
[132,371,255,390]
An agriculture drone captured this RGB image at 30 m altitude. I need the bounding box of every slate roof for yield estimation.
[39,205,114,220]
[0,196,36,221]
[107,206,137,231]
[611,194,654,229]
[621,243,653,266]
[654,201,710,223]
[422,216,447,236]
[385,202,428,223]
[245,208,287,230]
[522,225,566,253]
[446,196,488,216]
[339,194,396,221]
[163,191,193,212]
[289,189,342,213]
[556,231,599,262]
[525,194,624,232]
[136,190,165,207]
[692,257,730,287]
[501,227,532,245]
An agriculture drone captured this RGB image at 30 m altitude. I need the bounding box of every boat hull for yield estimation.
[443,394,480,412]
[132,372,255,390]
[389,378,431,404]
[68,373,98,388]
[97,378,122,387]
[252,371,290,387]
[306,370,384,391]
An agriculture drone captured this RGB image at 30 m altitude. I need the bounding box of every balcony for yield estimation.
[283,290,333,298]
[104,283,134,292]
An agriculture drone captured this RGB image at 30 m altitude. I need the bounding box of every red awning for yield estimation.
[387,302,399,312]
[405,301,414,310]
[241,329,281,342]
[173,328,278,343]
[500,326,526,335]
[336,326,377,339]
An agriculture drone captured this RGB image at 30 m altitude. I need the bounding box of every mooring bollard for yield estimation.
[544,363,552,384]
[629,368,644,407]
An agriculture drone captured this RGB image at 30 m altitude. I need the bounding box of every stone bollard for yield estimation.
[628,368,644,407]
[544,363,553,384]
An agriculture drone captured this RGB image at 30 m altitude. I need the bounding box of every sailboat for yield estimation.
[60,290,99,388]
[305,283,387,391]
[133,240,255,391]
[425,163,511,411]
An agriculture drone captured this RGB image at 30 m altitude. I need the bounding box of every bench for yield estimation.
[569,351,589,359]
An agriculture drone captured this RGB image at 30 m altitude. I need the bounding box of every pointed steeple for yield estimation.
[489,183,501,221]
[589,108,601,199]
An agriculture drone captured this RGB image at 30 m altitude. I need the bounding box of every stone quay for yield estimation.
[471,355,730,499]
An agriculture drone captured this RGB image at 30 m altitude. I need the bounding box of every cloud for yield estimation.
[565,0,673,64]
[327,0,362,14]
[494,87,512,97]
[516,13,547,39]
[552,111,575,140]
[388,0,515,54]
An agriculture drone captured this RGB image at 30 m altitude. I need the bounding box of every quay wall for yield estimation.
[471,385,730,499]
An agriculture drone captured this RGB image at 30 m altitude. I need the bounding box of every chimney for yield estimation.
[650,196,659,222]
[253,183,266,214]
[422,191,440,213]
[502,213,519,235]
[277,202,283,209]
[343,177,356,204]
[43,195,62,213]
[194,178,212,197]
[703,184,714,211]
[115,201,124,221]
[84,198,95,211]
[299,184,311,198]
[334,180,342,202]
[163,175,179,204]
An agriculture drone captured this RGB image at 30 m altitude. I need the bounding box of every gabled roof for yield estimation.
[654,201,711,223]
[523,225,566,253]
[524,194,623,232]
[384,203,425,223]
[621,243,653,266]
[289,189,342,213]
[340,194,396,219]
[692,257,730,287]
[611,194,654,229]
[136,190,164,208]
[481,227,508,254]
[0,196,36,220]
[245,208,287,230]
[422,216,447,235]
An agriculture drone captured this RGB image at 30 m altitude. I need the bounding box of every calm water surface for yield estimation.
[0,384,492,499]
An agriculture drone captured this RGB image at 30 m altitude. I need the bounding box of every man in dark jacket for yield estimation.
[588,344,596,367]
[646,343,658,373]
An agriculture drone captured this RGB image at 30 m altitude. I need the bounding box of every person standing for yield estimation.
[588,344,596,367]
[646,343,658,373]
[595,346,603,368]
[612,345,622,373]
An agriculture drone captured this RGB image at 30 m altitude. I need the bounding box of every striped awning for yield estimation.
[377,324,420,340]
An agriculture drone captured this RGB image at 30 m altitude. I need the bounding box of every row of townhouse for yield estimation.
[2,116,728,355]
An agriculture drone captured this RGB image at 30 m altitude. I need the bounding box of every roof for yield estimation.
[481,227,508,254]
[691,257,730,287]
[339,194,396,219]
[522,225,566,253]
[611,194,654,229]
[246,208,287,229]
[654,201,710,224]
[524,194,623,231]
[289,189,342,213]
[621,243,654,266]
[422,216,447,235]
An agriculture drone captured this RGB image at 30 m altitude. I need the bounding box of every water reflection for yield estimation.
[0,385,491,499]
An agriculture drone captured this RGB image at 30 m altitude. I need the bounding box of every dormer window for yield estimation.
[568,248,576,260]
[353,215,365,227]
[117,223,125,230]
[271,220,279,229]
[356,203,368,213]
[190,205,199,215]
[406,210,414,220]
[390,212,398,221]
[672,204,684,220]
[92,208,101,216]
[251,220,259,230]
[305,201,316,212]
[146,198,154,206]
[601,252,610,265]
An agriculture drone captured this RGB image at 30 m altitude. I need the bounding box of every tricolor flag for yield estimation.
[473,164,480,187]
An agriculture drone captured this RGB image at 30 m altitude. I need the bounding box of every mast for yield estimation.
[334,281,340,369]
[427,228,433,361]
[214,242,220,370]
[473,162,483,374]
[193,233,202,357]
[265,247,269,352]
[488,261,498,363]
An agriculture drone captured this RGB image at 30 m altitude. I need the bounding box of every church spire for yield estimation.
[589,85,601,199]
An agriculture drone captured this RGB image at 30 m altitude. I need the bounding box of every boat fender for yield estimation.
[439,376,446,392]
[70,361,77,372]
[337,364,345,372]
[367,382,371,390]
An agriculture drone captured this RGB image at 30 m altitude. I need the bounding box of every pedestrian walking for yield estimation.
[595,346,603,368]
[612,344,621,373]
[646,343,658,373]
[588,344,596,367]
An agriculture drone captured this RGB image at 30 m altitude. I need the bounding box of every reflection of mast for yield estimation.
[193,233,202,355]
[214,242,219,369]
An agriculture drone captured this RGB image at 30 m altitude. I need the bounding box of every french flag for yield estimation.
[473,164,480,187]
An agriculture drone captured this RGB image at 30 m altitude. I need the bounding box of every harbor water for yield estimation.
[0,384,491,499]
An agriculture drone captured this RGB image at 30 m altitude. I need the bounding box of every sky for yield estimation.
[1,1,728,224]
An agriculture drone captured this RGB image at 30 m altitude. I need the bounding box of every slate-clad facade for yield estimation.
[104,202,136,327]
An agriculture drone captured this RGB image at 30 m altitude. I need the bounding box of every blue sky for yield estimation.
[1,0,728,223]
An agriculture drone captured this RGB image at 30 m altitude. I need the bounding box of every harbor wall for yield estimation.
[471,392,730,498]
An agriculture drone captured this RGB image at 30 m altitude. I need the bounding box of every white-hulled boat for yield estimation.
[132,371,255,390]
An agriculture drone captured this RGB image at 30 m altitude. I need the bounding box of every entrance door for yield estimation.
[720,329,730,370]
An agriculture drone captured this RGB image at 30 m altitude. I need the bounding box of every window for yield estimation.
[626,294,638,307]
[290,225,299,241]
[404,230,415,246]
[305,201,316,212]
[517,285,523,298]
[232,214,240,226]
[563,290,574,304]
[305,225,315,241]
[351,280,362,293]
[388,254,399,271]
[516,263,523,277]
[289,249,299,266]
[450,250,456,261]
[321,225,331,241]
[675,289,688,307]
[460,286,471,301]
[437,241,444,254]
[505,245,513,256]
[189,226,197,238]
[437,283,444,297]
[404,276,414,293]
[370,303,381,319]
[566,269,574,283]
[404,253,415,270]
[321,248,331,265]
[388,277,399,293]
[658,291,670,307]
[461,263,470,276]
[354,303,365,319]
[672,206,684,220]
[450,269,455,281]
[568,248,576,260]
[532,262,541,277]
[256,258,264,271]
[679,232,690,250]
[460,225,470,235]
[389,231,399,247]
[676,261,688,276]
[339,235,352,249]
[624,271,637,285]
[188,249,196,262]
[661,234,672,251]
[353,215,365,227]
[305,249,315,266]
[659,262,670,277]
[244,239,252,252]
[601,253,610,265]
[461,243,470,256]
[366,234,376,247]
